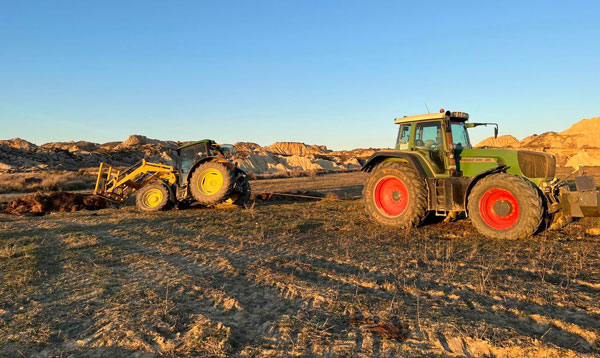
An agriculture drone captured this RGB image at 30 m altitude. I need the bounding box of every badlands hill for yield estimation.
[475,116,600,168]
[0,135,377,174]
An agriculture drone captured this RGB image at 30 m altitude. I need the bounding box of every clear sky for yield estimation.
[1,1,599,150]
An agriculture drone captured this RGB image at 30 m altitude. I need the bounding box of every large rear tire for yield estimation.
[468,173,543,239]
[136,182,172,212]
[189,161,235,205]
[363,161,428,227]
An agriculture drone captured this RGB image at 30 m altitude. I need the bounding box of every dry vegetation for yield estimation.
[1,176,599,357]
[0,171,96,194]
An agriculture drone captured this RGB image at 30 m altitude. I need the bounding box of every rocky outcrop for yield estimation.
[39,141,100,152]
[263,142,330,156]
[0,138,38,151]
[231,151,360,174]
[474,135,519,148]
[474,116,600,167]
[234,142,261,152]
[561,116,600,135]
[565,152,600,168]
[114,135,173,150]
[0,136,177,172]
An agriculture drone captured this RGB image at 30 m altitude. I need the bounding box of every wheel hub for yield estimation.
[374,176,409,216]
[479,188,519,230]
[198,168,224,195]
[493,200,512,217]
[142,189,163,208]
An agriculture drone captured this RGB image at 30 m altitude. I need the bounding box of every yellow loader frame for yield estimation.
[94,159,177,203]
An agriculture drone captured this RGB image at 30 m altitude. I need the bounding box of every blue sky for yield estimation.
[1,1,599,150]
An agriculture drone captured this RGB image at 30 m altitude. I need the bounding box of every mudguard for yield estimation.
[185,156,237,185]
[464,165,508,215]
[361,151,427,177]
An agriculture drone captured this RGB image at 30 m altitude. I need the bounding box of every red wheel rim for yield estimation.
[374,177,409,216]
[479,188,519,230]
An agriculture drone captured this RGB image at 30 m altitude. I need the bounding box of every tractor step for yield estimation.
[427,177,470,216]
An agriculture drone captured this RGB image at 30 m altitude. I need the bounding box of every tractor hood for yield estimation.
[457,148,556,181]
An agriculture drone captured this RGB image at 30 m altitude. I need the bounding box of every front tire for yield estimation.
[467,173,543,239]
[136,182,172,212]
[363,161,428,227]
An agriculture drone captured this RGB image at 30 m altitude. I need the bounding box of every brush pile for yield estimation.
[2,191,107,215]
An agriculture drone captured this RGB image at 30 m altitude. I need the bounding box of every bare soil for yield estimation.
[0,172,599,357]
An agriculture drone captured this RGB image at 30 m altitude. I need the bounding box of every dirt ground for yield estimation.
[1,172,599,357]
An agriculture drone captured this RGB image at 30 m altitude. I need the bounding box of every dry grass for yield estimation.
[0,171,95,194]
[0,192,599,357]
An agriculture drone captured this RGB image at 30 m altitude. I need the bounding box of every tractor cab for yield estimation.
[394,110,473,175]
[175,140,236,182]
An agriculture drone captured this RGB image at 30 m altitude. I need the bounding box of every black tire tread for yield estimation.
[135,182,172,212]
[467,173,543,239]
[363,161,428,227]
[189,162,235,206]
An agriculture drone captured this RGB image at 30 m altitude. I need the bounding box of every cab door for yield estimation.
[414,121,445,174]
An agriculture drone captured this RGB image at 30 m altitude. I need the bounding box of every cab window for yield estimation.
[395,124,412,150]
[179,144,208,177]
[415,121,442,149]
[450,122,472,149]
[179,147,196,175]
[415,121,444,173]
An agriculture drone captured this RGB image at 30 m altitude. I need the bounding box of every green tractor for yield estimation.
[362,110,600,239]
[94,140,251,211]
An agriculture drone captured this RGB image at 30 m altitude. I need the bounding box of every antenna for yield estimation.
[424,103,430,113]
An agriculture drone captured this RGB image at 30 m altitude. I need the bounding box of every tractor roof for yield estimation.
[394,110,469,124]
[177,139,213,150]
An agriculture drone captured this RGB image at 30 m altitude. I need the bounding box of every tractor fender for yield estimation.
[361,151,427,177]
[464,165,508,216]
[185,156,237,184]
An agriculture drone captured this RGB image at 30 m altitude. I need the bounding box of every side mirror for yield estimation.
[465,122,499,138]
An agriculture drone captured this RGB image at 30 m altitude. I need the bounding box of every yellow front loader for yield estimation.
[94,159,177,203]
[94,140,251,211]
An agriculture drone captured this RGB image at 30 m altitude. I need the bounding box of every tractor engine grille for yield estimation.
[517,151,556,178]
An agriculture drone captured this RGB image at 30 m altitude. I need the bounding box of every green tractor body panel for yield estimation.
[457,148,555,186]
[177,139,213,151]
